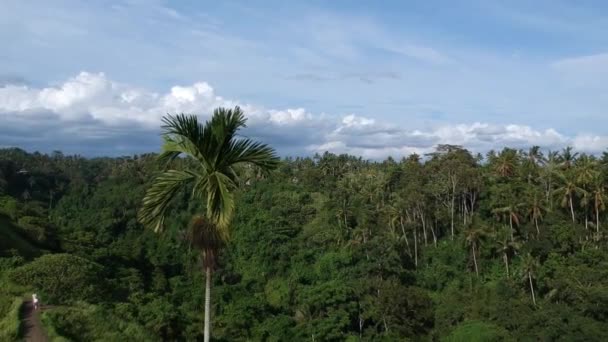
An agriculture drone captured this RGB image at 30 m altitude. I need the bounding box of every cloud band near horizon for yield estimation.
[0,71,606,159]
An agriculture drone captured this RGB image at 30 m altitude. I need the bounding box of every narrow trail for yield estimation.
[21,300,48,342]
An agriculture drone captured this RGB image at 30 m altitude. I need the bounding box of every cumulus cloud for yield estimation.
[1,72,607,158]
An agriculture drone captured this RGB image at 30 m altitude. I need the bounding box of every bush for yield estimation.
[443,320,512,342]
[8,253,105,304]
[0,298,22,341]
[0,196,18,219]
[16,216,58,248]
[41,303,158,341]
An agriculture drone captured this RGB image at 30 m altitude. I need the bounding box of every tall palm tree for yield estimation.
[560,146,579,170]
[525,190,546,237]
[520,253,539,306]
[492,202,522,241]
[495,228,520,278]
[541,151,561,209]
[575,156,599,232]
[523,146,543,184]
[493,148,519,177]
[574,154,598,187]
[591,175,607,239]
[464,221,488,277]
[138,107,279,342]
[554,171,585,224]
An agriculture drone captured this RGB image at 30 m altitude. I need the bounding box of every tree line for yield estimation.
[1,110,608,340]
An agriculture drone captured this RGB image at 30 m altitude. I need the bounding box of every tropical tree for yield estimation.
[464,220,488,277]
[492,203,522,242]
[540,151,561,209]
[522,146,543,183]
[520,253,540,306]
[560,146,578,170]
[525,189,546,237]
[492,148,519,178]
[591,175,607,239]
[574,154,598,187]
[138,107,279,341]
[554,171,585,224]
[494,228,520,278]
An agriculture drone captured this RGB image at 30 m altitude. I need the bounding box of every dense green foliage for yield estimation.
[1,145,608,340]
[0,298,22,341]
[41,303,158,341]
[9,254,104,304]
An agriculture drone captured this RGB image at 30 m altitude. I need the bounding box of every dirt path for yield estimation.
[21,300,48,342]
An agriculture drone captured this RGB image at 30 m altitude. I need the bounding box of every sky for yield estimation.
[1,0,608,158]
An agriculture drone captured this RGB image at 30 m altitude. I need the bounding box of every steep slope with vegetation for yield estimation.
[2,142,608,340]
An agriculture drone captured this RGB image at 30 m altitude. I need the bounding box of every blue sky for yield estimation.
[1,0,608,157]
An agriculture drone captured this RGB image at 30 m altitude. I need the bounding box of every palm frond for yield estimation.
[206,172,237,233]
[160,114,209,166]
[210,107,247,143]
[138,170,195,232]
[221,138,279,171]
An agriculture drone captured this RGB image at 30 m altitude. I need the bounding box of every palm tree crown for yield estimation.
[138,106,279,234]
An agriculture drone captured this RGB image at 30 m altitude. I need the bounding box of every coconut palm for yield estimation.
[495,228,520,278]
[554,171,585,224]
[525,190,546,237]
[540,151,561,209]
[138,107,279,342]
[493,148,519,177]
[492,202,523,241]
[560,146,578,170]
[591,175,607,239]
[464,220,489,277]
[574,154,598,187]
[522,146,543,184]
[520,253,540,306]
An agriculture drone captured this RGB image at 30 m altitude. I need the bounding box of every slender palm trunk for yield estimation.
[503,253,509,278]
[421,212,428,246]
[509,215,514,241]
[597,208,600,239]
[451,180,456,240]
[204,266,212,342]
[450,197,455,240]
[413,228,418,268]
[569,196,575,224]
[528,271,536,306]
[430,221,437,247]
[399,218,412,256]
[472,243,479,277]
[534,217,540,237]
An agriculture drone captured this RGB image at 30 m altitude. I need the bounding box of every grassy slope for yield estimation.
[0,214,41,258]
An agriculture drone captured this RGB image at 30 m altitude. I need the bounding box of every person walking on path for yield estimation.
[32,293,39,310]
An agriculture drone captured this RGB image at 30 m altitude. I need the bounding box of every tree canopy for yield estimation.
[1,144,608,340]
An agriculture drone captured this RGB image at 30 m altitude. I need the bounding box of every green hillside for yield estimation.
[2,137,608,340]
[0,213,42,259]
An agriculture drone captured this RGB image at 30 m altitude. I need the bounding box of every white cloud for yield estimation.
[573,135,608,153]
[551,53,608,87]
[1,72,608,157]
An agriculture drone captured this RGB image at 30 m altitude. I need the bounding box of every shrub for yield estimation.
[0,196,18,219]
[8,253,105,304]
[41,303,158,341]
[443,320,512,342]
[0,298,22,341]
[16,216,58,248]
